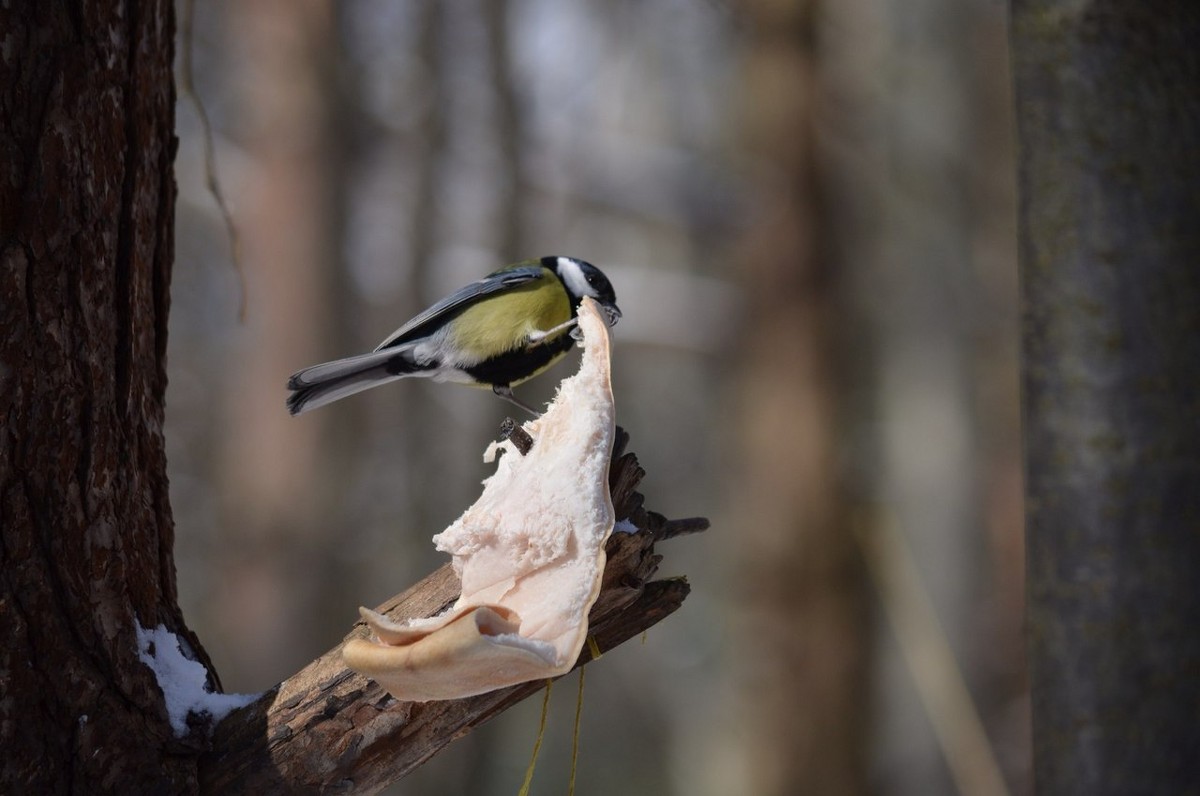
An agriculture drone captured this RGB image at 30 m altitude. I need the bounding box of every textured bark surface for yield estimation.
[1013,3,1200,793]
[199,430,704,794]
[0,1,215,792]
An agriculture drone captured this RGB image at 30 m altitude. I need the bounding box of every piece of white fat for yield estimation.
[135,621,259,736]
[343,297,617,701]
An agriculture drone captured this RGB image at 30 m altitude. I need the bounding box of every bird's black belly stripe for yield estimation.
[465,334,574,386]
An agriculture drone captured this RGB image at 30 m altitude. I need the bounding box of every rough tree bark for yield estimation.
[0,0,217,791]
[1013,3,1200,793]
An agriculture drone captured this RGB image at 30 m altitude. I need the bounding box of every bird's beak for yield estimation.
[602,303,622,327]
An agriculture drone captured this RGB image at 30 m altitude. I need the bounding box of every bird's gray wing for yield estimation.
[373,265,547,351]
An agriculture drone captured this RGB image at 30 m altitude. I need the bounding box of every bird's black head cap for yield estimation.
[545,256,619,320]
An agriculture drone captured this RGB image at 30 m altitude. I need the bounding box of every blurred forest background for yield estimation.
[168,0,1024,793]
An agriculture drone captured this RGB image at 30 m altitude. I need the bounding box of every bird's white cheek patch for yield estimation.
[557,256,592,298]
[342,297,616,701]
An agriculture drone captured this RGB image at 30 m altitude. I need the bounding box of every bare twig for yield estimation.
[499,417,534,456]
[180,0,247,321]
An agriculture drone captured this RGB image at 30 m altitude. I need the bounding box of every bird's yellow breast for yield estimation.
[448,276,572,362]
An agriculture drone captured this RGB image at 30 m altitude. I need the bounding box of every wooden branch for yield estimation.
[199,429,705,794]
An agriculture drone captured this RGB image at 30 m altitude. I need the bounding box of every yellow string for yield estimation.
[586,635,602,661]
[568,666,586,796]
[517,681,553,796]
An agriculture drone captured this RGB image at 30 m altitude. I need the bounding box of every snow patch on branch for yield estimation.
[614,518,639,534]
[135,621,259,736]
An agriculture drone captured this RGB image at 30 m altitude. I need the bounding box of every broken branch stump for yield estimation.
[199,428,706,794]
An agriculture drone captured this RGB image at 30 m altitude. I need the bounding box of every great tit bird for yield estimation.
[286,255,620,416]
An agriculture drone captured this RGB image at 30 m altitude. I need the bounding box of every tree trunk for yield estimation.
[730,1,871,793]
[0,1,215,791]
[1013,3,1200,792]
[212,0,349,688]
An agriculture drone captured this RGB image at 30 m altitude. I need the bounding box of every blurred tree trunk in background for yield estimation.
[1013,3,1200,793]
[731,2,871,794]
[818,0,1023,791]
[214,0,353,685]
[0,0,214,790]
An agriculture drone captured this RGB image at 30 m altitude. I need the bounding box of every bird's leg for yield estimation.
[527,317,579,347]
[493,384,541,416]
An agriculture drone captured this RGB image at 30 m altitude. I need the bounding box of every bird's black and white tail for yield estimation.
[286,347,420,415]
